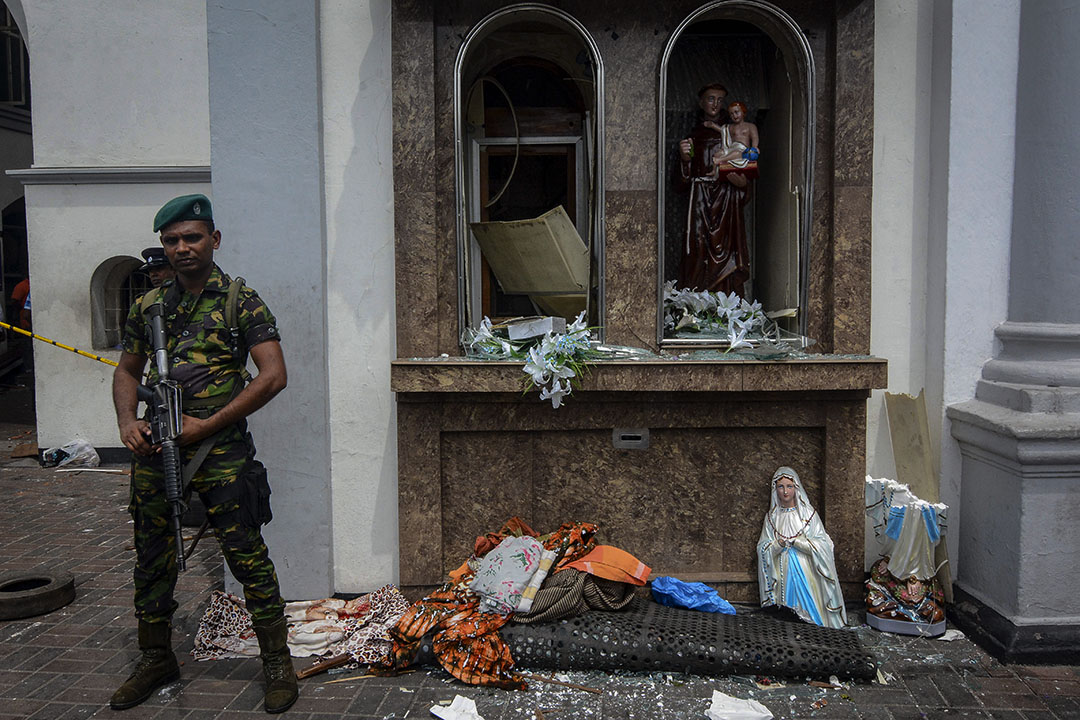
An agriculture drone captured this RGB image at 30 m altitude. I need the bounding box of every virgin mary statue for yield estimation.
[757,467,848,629]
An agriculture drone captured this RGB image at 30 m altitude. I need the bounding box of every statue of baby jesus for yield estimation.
[707,101,760,171]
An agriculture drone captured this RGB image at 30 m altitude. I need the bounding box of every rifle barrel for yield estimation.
[0,320,119,368]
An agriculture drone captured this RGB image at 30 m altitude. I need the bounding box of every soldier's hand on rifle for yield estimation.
[178,414,214,447]
[120,419,156,456]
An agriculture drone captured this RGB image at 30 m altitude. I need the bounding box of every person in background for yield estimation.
[140,246,176,288]
[10,276,30,330]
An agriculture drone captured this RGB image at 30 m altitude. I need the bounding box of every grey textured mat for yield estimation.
[417,598,877,680]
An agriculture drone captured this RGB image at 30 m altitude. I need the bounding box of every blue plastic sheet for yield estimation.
[650,576,736,614]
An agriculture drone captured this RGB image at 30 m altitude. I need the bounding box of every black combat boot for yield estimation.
[253,617,298,713]
[109,620,181,710]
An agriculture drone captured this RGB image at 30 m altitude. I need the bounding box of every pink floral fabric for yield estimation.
[468,535,544,614]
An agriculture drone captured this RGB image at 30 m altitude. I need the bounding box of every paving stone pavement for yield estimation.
[2,376,1080,719]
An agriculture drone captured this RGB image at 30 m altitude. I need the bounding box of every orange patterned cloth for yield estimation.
[563,544,651,586]
[375,587,523,689]
[474,516,537,556]
[548,521,599,569]
[376,519,600,690]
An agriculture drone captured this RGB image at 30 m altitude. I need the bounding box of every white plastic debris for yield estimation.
[704,690,773,720]
[937,628,965,642]
[44,438,100,468]
[430,695,486,720]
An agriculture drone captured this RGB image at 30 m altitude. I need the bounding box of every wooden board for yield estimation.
[470,205,589,295]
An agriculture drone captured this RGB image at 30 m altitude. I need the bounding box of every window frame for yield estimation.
[656,0,816,347]
[453,3,606,342]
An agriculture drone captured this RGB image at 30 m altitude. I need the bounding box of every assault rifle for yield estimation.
[134,300,187,571]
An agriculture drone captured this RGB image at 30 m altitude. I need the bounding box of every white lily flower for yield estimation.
[740,298,764,319]
[524,346,550,386]
[686,291,711,315]
[728,321,753,350]
[567,310,588,334]
[550,360,576,381]
[675,311,699,331]
[539,378,570,409]
[715,291,741,317]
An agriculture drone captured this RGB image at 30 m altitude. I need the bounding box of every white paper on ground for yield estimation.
[430,694,486,720]
[704,689,774,720]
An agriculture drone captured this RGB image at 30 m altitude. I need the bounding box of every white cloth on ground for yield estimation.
[193,583,410,663]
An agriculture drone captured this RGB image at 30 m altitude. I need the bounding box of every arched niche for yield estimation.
[454,4,605,338]
[657,0,814,345]
[90,256,149,349]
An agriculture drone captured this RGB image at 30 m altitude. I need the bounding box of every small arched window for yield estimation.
[455,4,605,337]
[90,256,151,350]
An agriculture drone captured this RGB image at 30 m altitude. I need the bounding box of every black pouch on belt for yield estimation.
[239,458,273,528]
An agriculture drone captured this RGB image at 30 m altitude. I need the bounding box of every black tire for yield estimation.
[0,571,76,620]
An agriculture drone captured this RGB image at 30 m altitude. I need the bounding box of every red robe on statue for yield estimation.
[675,122,752,296]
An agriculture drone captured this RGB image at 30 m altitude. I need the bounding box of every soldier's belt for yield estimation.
[183,396,231,419]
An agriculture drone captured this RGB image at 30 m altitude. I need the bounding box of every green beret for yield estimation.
[153,194,213,232]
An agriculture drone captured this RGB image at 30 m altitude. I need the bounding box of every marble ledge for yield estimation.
[391,356,887,394]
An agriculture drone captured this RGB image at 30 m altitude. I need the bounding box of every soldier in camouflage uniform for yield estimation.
[111,194,297,714]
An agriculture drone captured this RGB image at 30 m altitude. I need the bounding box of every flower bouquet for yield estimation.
[662,281,812,355]
[462,311,605,408]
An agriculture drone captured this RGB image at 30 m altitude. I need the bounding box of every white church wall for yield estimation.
[24,181,210,449]
[870,0,1018,578]
[922,0,1019,576]
[12,0,211,450]
[320,0,398,592]
[20,0,210,167]
[206,0,333,599]
[868,0,933,482]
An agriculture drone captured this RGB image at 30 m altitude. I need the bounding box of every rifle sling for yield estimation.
[182,433,220,489]
[180,383,245,493]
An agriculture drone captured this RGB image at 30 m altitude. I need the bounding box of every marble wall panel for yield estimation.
[431,425,827,585]
[834,0,874,188]
[430,394,830,433]
[830,0,874,355]
[393,190,440,357]
[831,185,873,354]
[585,6,658,192]
[399,389,871,598]
[393,1,438,358]
[432,12,464,355]
[397,401,444,585]
[392,359,887,394]
[604,191,658,348]
[741,362,885,392]
[825,399,869,597]
[440,431,535,571]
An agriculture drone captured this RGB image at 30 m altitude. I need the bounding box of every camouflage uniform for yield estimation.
[122,264,285,624]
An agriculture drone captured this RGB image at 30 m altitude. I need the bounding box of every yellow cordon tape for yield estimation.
[0,320,119,368]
